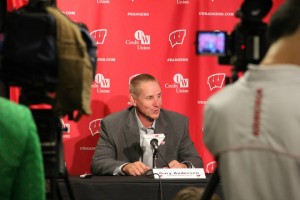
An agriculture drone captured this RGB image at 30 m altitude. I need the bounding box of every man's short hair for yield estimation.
[267,0,300,44]
[129,74,158,96]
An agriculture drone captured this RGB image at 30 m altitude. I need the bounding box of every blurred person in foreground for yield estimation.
[204,1,300,200]
[173,186,221,200]
[0,97,45,200]
[91,74,203,176]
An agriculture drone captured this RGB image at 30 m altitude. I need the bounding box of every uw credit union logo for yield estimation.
[97,0,110,3]
[125,30,151,50]
[165,73,189,93]
[91,74,111,93]
[177,0,189,4]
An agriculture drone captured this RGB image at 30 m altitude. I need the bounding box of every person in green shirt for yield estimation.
[0,97,45,200]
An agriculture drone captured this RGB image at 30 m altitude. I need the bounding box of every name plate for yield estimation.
[152,168,206,179]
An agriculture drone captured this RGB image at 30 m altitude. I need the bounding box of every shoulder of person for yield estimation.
[0,97,35,139]
[206,79,243,106]
[160,108,188,120]
[102,106,134,122]
[0,97,31,117]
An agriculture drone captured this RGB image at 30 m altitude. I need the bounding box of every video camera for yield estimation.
[196,0,273,73]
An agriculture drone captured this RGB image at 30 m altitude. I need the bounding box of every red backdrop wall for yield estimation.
[7,0,283,175]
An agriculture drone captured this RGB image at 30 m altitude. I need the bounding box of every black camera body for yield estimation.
[219,19,268,72]
[196,0,273,73]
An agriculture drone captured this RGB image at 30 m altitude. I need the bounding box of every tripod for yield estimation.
[19,88,75,200]
[200,167,220,200]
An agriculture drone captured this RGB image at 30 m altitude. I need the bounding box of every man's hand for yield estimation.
[168,160,188,168]
[122,161,151,176]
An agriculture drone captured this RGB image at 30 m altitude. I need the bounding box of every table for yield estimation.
[58,174,223,200]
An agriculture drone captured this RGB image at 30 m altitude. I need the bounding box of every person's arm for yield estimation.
[13,109,46,200]
[113,163,127,175]
[91,118,150,176]
[168,160,190,168]
[177,117,203,168]
[121,161,150,176]
[91,120,125,175]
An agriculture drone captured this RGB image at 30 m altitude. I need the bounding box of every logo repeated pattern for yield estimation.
[52,0,247,174]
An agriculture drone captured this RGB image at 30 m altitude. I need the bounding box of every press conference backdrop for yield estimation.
[7,0,283,175]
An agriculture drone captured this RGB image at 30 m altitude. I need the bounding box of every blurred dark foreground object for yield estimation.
[0,2,97,121]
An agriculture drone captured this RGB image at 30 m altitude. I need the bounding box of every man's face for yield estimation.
[131,81,162,124]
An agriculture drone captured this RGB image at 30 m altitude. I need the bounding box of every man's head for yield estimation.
[260,0,300,66]
[267,0,300,45]
[129,74,162,127]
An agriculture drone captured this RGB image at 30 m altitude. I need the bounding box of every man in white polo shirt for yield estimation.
[204,1,300,200]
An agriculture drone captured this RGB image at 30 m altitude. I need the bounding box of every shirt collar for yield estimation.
[134,107,156,130]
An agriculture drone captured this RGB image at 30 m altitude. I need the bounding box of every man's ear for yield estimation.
[129,93,136,106]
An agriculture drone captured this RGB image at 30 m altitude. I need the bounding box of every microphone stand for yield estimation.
[200,166,220,200]
[150,138,170,168]
[153,149,158,169]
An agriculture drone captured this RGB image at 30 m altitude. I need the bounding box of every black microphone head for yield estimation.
[150,138,159,150]
[150,138,158,143]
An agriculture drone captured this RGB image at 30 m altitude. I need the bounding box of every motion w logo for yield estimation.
[90,29,107,44]
[207,73,225,90]
[89,119,101,136]
[169,29,186,47]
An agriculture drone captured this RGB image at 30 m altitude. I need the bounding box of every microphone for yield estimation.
[150,138,159,151]
[150,138,170,168]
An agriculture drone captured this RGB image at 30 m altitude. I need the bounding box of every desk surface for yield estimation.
[58,175,223,200]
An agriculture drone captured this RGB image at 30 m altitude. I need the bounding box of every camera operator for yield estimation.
[204,0,300,200]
